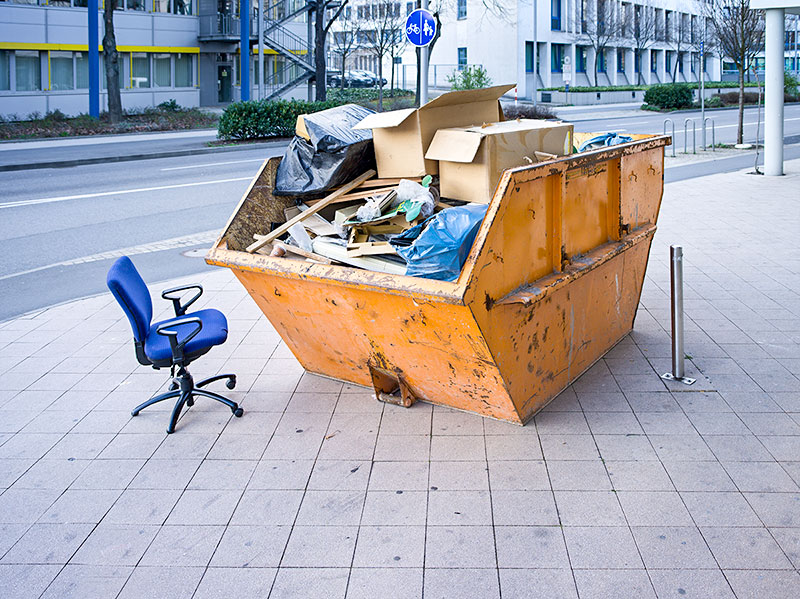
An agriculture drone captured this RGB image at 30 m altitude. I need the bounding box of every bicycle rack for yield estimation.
[703,118,715,152]
[663,118,676,157]
[684,118,696,154]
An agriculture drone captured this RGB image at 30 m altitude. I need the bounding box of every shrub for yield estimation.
[704,96,723,108]
[447,65,492,91]
[786,72,799,99]
[643,84,693,110]
[217,98,341,140]
[327,88,412,103]
[503,103,557,120]
[158,99,181,112]
[718,91,760,105]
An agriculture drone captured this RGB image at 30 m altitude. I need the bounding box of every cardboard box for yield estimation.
[353,84,515,178]
[424,119,574,203]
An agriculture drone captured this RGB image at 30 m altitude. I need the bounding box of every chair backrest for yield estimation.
[107,256,153,342]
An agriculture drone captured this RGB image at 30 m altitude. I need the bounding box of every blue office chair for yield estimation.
[107,256,242,434]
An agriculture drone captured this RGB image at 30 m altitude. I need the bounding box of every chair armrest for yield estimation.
[161,284,203,317]
[156,317,203,364]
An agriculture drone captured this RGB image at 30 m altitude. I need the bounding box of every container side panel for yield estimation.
[562,160,612,258]
[620,148,665,230]
[232,269,519,422]
[474,233,654,422]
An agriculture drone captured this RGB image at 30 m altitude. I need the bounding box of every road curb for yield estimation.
[0,139,288,172]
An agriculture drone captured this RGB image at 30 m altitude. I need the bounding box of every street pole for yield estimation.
[88,0,99,118]
[661,245,695,385]
[700,36,705,149]
[420,0,429,105]
[764,8,785,176]
[532,0,537,106]
[258,0,264,100]
[241,0,251,101]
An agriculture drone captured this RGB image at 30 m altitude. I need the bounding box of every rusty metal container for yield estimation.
[206,135,669,424]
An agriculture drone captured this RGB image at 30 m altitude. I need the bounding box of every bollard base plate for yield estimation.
[661,372,696,385]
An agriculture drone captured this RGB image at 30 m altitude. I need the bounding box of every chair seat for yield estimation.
[144,309,229,363]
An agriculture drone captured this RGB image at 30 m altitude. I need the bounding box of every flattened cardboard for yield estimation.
[425,119,574,203]
[354,84,515,178]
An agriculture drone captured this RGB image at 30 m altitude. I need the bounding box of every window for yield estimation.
[175,53,193,87]
[153,0,169,12]
[551,44,564,73]
[173,0,191,14]
[457,47,467,70]
[15,51,41,92]
[76,53,89,89]
[131,53,150,88]
[617,49,625,73]
[665,51,672,74]
[634,51,640,74]
[50,51,74,91]
[0,51,9,91]
[551,0,561,31]
[703,55,708,73]
[457,0,466,19]
[650,51,657,73]
[127,0,146,10]
[525,41,535,73]
[406,2,413,15]
[678,52,684,73]
[576,47,587,73]
[154,54,171,87]
[691,52,696,73]
[596,50,606,73]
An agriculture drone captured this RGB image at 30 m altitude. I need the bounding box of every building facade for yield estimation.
[0,0,312,118]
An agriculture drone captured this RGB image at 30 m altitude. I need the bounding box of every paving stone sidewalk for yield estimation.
[1,161,799,599]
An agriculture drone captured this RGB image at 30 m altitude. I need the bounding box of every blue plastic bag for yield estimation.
[578,132,633,152]
[390,204,488,281]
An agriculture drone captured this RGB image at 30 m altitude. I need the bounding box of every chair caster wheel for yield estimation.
[226,376,236,390]
[233,407,244,417]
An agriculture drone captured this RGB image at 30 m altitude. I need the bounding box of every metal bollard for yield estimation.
[683,118,696,154]
[663,118,676,157]
[703,118,715,152]
[662,245,696,385]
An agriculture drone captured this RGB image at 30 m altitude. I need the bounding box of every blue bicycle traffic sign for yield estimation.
[405,9,436,47]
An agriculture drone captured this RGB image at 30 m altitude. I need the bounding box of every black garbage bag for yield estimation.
[275,104,376,196]
[390,204,489,281]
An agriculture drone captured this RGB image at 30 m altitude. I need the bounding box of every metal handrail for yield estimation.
[683,118,696,154]
[663,118,675,157]
[703,118,715,152]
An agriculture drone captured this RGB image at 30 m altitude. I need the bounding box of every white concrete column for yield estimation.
[765,8,785,176]
[542,43,553,88]
[612,47,619,86]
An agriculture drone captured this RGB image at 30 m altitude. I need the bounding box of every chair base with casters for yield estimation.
[107,255,244,434]
[131,367,242,434]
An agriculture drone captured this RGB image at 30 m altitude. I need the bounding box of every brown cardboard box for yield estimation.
[424,119,574,203]
[353,84,515,178]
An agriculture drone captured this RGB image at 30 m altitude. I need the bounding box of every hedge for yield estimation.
[217,99,341,140]
[643,84,693,110]
[542,81,761,93]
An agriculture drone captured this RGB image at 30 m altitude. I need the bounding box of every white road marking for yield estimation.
[161,158,265,171]
[0,177,252,209]
[0,230,220,281]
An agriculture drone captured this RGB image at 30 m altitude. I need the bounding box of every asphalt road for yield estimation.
[1,104,798,322]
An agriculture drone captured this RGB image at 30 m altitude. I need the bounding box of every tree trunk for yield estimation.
[102,2,122,124]
[314,4,327,101]
[390,56,395,94]
[377,57,383,111]
[592,49,599,88]
[341,53,347,89]
[737,64,745,145]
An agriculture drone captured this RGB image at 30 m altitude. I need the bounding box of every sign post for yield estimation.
[405,6,436,105]
[88,0,99,118]
[700,39,705,149]
[562,55,572,104]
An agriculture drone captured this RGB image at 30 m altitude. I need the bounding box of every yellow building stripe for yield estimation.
[0,43,200,54]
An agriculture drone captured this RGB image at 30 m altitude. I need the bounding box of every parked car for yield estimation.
[350,70,387,87]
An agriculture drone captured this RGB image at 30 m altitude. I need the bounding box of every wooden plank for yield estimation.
[274,241,334,264]
[246,169,376,253]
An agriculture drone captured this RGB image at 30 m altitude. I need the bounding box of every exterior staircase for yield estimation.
[261,0,315,100]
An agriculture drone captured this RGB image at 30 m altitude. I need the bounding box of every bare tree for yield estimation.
[669,12,690,82]
[704,0,764,143]
[626,1,658,85]
[687,12,717,83]
[313,0,349,101]
[102,0,122,124]
[572,0,624,87]
[387,11,407,92]
[331,5,362,89]
[360,2,404,110]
